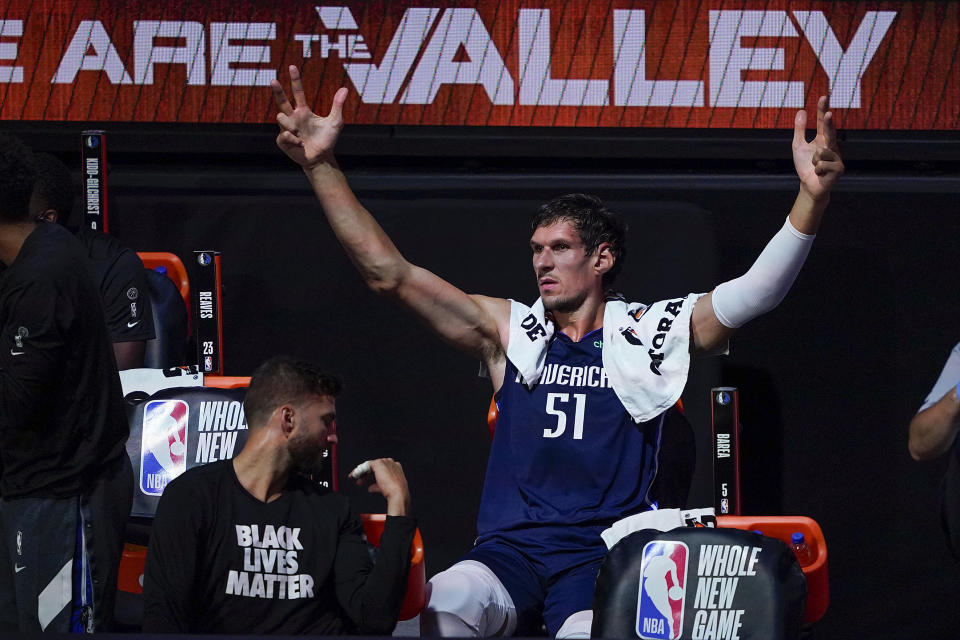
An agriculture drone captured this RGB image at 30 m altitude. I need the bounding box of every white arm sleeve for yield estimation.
[711,217,815,329]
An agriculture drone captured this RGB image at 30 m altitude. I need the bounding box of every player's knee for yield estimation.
[555,610,592,639]
[421,561,515,637]
[422,569,486,635]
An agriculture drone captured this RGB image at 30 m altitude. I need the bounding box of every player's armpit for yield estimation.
[689,292,734,356]
[470,295,510,391]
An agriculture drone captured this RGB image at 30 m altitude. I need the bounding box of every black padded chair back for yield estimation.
[592,527,806,639]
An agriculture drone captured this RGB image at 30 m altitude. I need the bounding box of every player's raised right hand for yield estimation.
[271,65,347,169]
[792,95,844,202]
[354,458,411,517]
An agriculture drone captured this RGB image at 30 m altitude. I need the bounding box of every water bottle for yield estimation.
[790,532,813,567]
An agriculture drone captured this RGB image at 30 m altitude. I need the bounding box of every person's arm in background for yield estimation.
[101,249,155,369]
[112,341,145,370]
[909,344,960,461]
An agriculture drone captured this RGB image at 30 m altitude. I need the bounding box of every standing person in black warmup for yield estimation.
[0,134,133,631]
[142,356,416,634]
[29,152,155,369]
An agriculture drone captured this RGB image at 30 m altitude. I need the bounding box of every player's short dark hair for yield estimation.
[530,194,628,286]
[244,356,343,429]
[32,152,75,224]
[0,134,37,223]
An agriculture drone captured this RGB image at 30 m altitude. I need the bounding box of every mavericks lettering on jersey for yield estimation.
[515,363,612,389]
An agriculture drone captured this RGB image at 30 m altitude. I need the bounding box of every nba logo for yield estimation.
[140,400,189,495]
[204,355,213,372]
[720,498,729,514]
[636,541,689,639]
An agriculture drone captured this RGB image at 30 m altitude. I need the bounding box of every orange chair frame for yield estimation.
[204,376,252,389]
[717,515,829,624]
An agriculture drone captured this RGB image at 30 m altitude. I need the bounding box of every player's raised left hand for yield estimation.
[271,65,347,169]
[792,96,844,201]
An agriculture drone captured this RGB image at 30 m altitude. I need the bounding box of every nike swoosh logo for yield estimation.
[14,565,25,573]
[10,350,24,356]
[127,320,141,328]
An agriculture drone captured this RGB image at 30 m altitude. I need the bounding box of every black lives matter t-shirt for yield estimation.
[142,460,416,635]
[0,222,127,497]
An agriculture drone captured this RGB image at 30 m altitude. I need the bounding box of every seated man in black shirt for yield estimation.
[0,135,132,632]
[29,152,155,369]
[143,356,416,634]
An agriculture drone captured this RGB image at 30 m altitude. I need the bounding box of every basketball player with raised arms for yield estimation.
[271,66,844,638]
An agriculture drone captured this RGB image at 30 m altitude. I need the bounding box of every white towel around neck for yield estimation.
[506,293,702,422]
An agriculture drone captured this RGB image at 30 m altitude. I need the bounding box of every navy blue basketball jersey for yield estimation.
[477,329,665,538]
